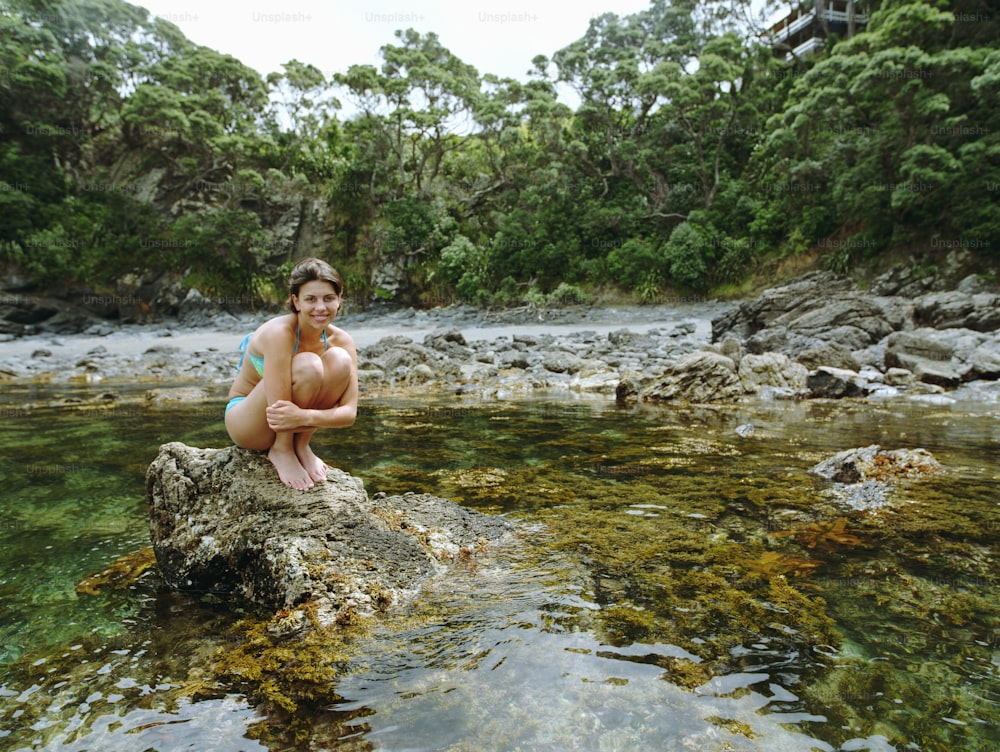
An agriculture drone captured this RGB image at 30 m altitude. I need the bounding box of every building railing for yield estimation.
[791,36,826,57]
[769,1,870,50]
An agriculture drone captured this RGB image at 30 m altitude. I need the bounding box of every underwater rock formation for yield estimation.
[809,444,942,510]
[146,442,512,624]
[810,445,942,484]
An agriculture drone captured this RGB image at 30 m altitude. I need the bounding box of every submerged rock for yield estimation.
[810,445,942,511]
[146,442,512,624]
[810,445,942,484]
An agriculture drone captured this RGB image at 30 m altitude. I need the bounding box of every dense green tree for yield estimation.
[752,0,1000,260]
[336,29,480,199]
[265,60,345,180]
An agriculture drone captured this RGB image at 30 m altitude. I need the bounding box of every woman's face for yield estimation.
[292,280,340,326]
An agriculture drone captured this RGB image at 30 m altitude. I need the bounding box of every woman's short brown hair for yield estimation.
[286,257,343,313]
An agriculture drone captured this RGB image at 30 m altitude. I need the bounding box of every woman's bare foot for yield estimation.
[296,443,328,483]
[268,446,314,490]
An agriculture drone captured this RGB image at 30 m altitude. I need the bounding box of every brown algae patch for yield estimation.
[75,547,158,596]
[532,495,838,674]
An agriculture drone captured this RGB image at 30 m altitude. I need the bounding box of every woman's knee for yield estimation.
[323,346,352,375]
[291,352,324,391]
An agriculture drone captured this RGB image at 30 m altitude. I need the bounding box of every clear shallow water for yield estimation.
[0,387,998,751]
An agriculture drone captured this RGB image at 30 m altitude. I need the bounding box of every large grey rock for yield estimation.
[869,263,942,297]
[608,329,658,351]
[423,328,471,358]
[711,271,856,341]
[796,341,860,371]
[738,352,808,394]
[883,330,961,387]
[640,350,743,403]
[957,274,995,294]
[712,272,910,359]
[914,291,1000,332]
[962,340,1000,381]
[543,351,584,374]
[807,366,870,398]
[884,330,954,363]
[146,442,512,624]
[177,288,238,328]
[777,298,901,345]
[0,294,101,335]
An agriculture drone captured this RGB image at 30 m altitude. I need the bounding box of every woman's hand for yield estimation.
[266,400,306,432]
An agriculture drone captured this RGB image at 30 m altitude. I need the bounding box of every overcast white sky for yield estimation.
[135,0,654,84]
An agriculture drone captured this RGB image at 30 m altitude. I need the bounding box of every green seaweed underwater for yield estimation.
[0,393,997,751]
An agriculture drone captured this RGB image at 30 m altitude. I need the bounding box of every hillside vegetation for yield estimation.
[1,0,997,311]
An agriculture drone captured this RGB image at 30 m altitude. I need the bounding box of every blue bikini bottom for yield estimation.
[225,396,247,415]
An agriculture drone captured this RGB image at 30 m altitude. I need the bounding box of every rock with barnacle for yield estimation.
[146,442,512,626]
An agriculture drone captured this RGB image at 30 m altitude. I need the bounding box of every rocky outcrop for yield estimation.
[806,366,872,398]
[3,260,997,400]
[146,442,512,624]
[795,341,860,372]
[0,294,103,336]
[356,319,711,395]
[712,271,911,357]
[710,266,1000,397]
[176,288,240,329]
[737,352,809,395]
[883,330,961,387]
[914,291,1000,332]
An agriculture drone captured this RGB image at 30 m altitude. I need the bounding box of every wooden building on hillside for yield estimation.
[769,0,870,59]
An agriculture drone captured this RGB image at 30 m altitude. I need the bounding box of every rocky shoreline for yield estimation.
[1,264,999,406]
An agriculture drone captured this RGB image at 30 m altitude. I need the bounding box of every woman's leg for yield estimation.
[293,347,353,482]
[224,380,273,452]
[226,380,314,490]
[224,351,345,490]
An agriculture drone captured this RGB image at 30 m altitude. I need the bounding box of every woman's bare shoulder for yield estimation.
[255,315,298,349]
[327,324,356,353]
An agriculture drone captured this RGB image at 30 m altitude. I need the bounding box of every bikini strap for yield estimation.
[291,325,325,353]
[237,333,252,372]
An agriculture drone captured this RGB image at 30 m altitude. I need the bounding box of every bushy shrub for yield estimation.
[606,238,664,288]
[547,282,590,306]
[662,222,710,289]
[438,235,479,284]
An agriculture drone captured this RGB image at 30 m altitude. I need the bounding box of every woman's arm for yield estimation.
[265,333,359,432]
[258,323,296,412]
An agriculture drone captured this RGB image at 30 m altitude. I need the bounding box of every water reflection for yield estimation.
[0,391,997,750]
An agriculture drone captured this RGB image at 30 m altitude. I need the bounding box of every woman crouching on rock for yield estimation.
[225,257,358,491]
